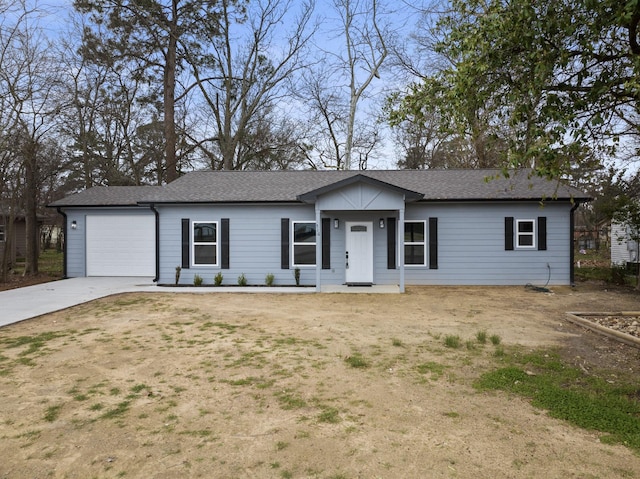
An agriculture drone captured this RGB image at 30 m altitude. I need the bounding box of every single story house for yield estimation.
[49,169,590,291]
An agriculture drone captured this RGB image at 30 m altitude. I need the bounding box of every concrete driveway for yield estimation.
[0,277,156,327]
[0,278,400,328]
[0,278,316,328]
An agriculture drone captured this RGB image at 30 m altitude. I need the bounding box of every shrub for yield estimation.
[294,268,301,286]
[237,273,247,286]
[265,273,275,287]
[610,265,628,286]
[214,272,223,286]
[175,266,181,285]
[193,274,203,286]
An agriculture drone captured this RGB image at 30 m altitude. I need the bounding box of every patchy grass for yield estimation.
[444,335,461,349]
[344,353,369,369]
[3,288,640,478]
[475,348,640,452]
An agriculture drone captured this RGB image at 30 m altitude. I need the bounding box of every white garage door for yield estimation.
[86,215,155,276]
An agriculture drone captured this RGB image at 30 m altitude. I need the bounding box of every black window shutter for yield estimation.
[281,218,290,269]
[387,217,396,269]
[322,218,331,269]
[221,218,230,269]
[537,216,547,251]
[429,217,438,269]
[505,217,514,251]
[181,218,190,268]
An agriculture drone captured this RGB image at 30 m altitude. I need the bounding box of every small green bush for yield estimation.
[265,273,275,287]
[237,273,247,286]
[193,274,203,286]
[476,330,487,344]
[214,272,223,286]
[175,266,181,285]
[294,268,301,286]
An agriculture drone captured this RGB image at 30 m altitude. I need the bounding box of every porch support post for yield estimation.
[399,206,405,293]
[315,205,322,292]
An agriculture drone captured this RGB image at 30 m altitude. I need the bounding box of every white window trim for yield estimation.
[192,220,218,267]
[516,219,536,249]
[404,220,426,267]
[292,220,317,268]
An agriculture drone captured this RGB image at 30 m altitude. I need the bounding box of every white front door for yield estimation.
[345,221,373,284]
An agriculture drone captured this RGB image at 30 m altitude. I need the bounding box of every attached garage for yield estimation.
[86,214,155,276]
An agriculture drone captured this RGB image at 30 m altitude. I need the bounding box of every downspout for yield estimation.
[399,206,405,293]
[570,201,580,287]
[56,207,68,279]
[150,204,159,283]
[315,205,321,292]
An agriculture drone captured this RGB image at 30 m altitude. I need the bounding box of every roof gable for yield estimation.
[297,174,424,203]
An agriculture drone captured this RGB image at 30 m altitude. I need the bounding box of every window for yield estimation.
[192,221,217,266]
[0,224,4,242]
[404,220,426,266]
[292,221,316,266]
[516,219,535,248]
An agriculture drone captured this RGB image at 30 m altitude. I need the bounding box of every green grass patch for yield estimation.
[101,401,131,419]
[416,361,446,380]
[317,406,341,424]
[444,335,461,349]
[344,353,369,369]
[475,349,640,452]
[275,390,307,410]
[44,404,63,422]
[1,331,66,357]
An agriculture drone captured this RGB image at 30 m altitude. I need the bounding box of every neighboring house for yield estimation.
[49,169,590,291]
[611,221,639,268]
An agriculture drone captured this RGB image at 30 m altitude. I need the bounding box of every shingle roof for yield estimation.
[48,186,164,207]
[49,169,590,207]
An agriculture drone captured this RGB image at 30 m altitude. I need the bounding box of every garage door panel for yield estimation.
[86,215,155,276]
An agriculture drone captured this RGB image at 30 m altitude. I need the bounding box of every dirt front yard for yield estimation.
[1,285,640,479]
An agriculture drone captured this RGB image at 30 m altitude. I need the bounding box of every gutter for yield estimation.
[150,203,159,283]
[56,207,68,279]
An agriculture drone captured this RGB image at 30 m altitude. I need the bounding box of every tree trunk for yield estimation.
[23,138,39,275]
[163,5,178,183]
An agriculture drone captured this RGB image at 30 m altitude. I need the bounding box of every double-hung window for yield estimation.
[404,220,426,266]
[192,221,217,266]
[292,221,316,266]
[516,219,535,248]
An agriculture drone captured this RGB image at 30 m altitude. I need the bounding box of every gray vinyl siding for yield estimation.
[62,200,574,286]
[157,204,317,286]
[401,202,571,285]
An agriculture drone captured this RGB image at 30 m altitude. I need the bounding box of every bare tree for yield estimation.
[0,0,64,275]
[190,0,316,170]
[298,0,389,170]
